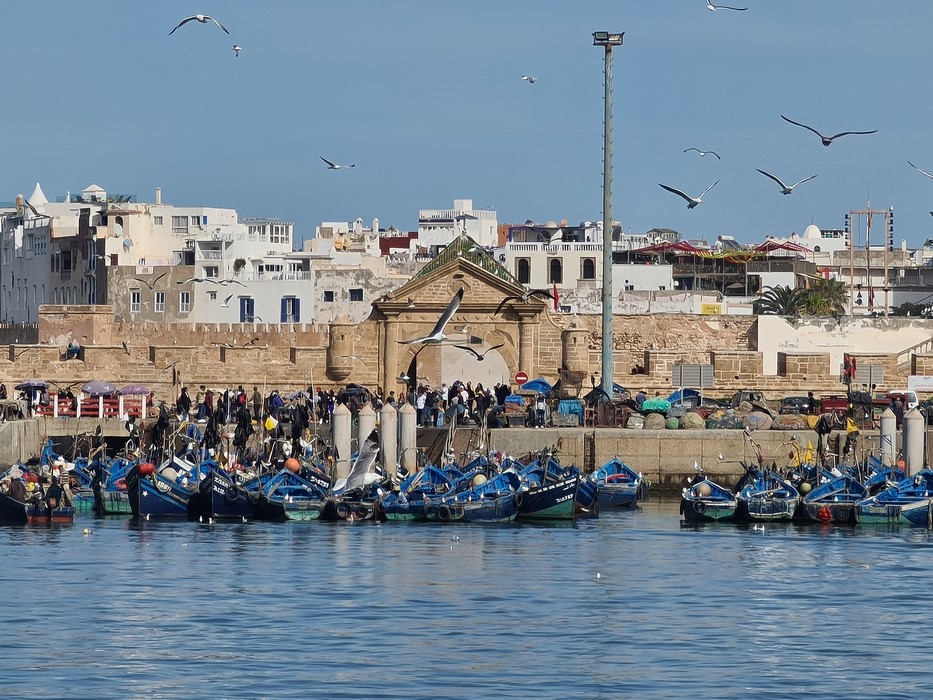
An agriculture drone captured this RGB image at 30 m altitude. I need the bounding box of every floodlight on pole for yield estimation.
[593,31,623,401]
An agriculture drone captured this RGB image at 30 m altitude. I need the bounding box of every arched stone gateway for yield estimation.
[371,236,548,392]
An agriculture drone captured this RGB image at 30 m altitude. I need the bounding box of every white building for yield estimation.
[418,199,497,250]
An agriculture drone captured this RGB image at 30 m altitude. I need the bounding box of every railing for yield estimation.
[896,336,933,373]
[33,395,148,419]
[509,242,604,253]
[199,251,223,260]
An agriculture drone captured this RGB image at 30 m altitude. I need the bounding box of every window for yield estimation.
[61,250,73,273]
[548,258,563,284]
[280,297,300,323]
[179,291,191,313]
[323,290,335,302]
[171,216,188,234]
[154,291,165,313]
[349,288,363,302]
[207,291,217,301]
[239,297,255,322]
[153,216,163,226]
[191,216,200,226]
[130,290,141,313]
[204,266,218,278]
[582,258,596,280]
[516,258,531,284]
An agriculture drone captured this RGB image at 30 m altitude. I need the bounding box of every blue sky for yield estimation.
[4,1,933,247]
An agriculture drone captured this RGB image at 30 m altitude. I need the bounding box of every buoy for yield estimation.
[817,505,832,523]
[471,474,488,488]
[285,458,300,473]
[138,462,155,476]
[696,482,712,497]
[83,528,91,535]
[799,482,812,495]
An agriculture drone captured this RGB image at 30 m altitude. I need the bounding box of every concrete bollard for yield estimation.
[332,403,352,481]
[399,402,417,475]
[380,403,398,479]
[903,407,925,475]
[357,404,376,448]
[879,407,896,466]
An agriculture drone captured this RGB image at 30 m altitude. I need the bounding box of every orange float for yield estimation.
[285,458,301,473]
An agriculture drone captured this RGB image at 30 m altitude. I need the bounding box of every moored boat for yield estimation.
[855,469,933,526]
[802,473,867,524]
[680,466,738,522]
[589,458,648,508]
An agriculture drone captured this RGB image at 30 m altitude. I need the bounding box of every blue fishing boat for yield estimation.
[379,466,457,522]
[92,456,135,515]
[802,473,868,524]
[257,466,330,522]
[322,429,383,522]
[425,471,521,523]
[855,470,933,526]
[680,465,738,522]
[125,459,196,519]
[735,466,800,522]
[187,461,258,522]
[588,458,648,508]
[513,456,579,521]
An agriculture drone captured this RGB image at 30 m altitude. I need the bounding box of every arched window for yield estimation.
[582,258,596,280]
[549,258,563,284]
[516,258,530,284]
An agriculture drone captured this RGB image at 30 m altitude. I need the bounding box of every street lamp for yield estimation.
[593,31,624,400]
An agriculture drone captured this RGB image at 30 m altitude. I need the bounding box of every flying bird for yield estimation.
[244,337,260,346]
[658,180,719,209]
[706,0,747,10]
[907,160,933,181]
[397,287,464,344]
[217,279,247,287]
[220,294,234,307]
[755,169,818,195]
[132,271,168,290]
[231,45,241,57]
[520,75,537,84]
[683,148,721,160]
[168,14,230,35]
[176,277,217,285]
[341,354,368,366]
[780,115,877,147]
[494,288,555,316]
[321,157,355,170]
[453,343,504,361]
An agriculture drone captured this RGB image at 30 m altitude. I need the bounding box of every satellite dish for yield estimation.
[122,238,133,250]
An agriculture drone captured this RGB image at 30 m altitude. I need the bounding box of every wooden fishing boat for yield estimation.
[92,456,135,515]
[514,457,579,521]
[802,473,868,524]
[257,466,330,522]
[126,460,195,519]
[855,470,933,526]
[680,466,738,522]
[0,488,75,525]
[187,462,258,522]
[321,429,383,522]
[425,471,521,524]
[736,467,800,522]
[379,466,457,522]
[588,458,648,508]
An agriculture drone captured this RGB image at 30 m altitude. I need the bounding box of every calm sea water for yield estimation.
[1,499,931,700]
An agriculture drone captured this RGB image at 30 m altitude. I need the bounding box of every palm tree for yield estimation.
[804,278,847,316]
[756,285,806,316]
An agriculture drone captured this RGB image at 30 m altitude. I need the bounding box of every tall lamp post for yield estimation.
[593,31,624,401]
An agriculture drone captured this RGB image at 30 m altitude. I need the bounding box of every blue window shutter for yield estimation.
[202,216,208,226]
[280,298,287,323]
[293,298,300,323]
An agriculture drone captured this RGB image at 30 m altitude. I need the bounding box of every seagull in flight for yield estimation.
[169,14,230,35]
[658,180,719,209]
[453,343,504,361]
[176,277,217,285]
[756,169,818,195]
[217,279,247,287]
[520,75,537,84]
[706,0,747,10]
[780,115,877,147]
[321,157,355,170]
[231,45,242,57]
[397,287,464,344]
[683,148,721,160]
[907,160,933,181]
[494,288,555,316]
[132,271,169,290]
[220,294,234,307]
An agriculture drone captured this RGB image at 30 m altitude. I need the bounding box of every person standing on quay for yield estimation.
[252,387,263,422]
[176,387,192,421]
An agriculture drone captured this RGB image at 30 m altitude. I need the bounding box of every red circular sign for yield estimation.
[515,371,528,386]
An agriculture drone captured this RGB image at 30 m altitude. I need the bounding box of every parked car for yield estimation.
[729,389,773,416]
[779,395,817,415]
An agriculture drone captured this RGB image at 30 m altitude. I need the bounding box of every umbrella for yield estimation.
[287,390,310,400]
[14,379,48,391]
[119,384,151,396]
[81,380,118,397]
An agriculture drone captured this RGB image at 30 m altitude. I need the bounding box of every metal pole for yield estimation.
[600,43,614,399]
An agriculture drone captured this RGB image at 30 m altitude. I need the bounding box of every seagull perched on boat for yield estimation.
[683,147,721,160]
[520,75,537,84]
[907,160,933,180]
[494,288,555,316]
[453,343,504,361]
[168,14,230,35]
[397,287,463,344]
[320,156,355,170]
[658,180,719,209]
[755,169,818,195]
[706,0,747,10]
[231,45,241,57]
[780,115,877,147]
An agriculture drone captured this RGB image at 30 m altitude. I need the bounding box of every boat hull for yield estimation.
[680,497,737,522]
[517,476,578,521]
[426,494,518,523]
[856,498,933,526]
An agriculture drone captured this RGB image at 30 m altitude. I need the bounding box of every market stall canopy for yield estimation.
[82,380,118,397]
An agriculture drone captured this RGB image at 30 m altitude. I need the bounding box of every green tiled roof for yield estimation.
[413,234,522,287]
